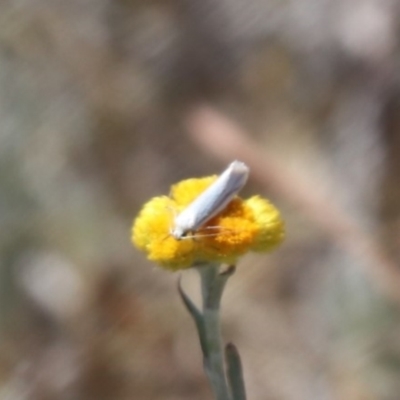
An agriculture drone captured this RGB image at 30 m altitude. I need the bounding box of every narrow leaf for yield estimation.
[177,276,208,357]
[225,343,246,400]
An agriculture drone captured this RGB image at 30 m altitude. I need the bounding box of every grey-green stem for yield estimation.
[199,265,231,400]
[178,263,246,400]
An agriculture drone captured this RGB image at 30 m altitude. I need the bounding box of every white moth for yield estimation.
[171,160,250,240]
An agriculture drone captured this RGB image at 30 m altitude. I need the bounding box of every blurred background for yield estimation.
[1,1,400,399]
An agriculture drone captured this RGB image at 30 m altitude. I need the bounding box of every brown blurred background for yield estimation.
[1,1,400,399]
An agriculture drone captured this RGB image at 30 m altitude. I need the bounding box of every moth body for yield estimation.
[171,160,249,240]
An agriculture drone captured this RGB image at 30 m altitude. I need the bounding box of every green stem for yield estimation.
[178,263,246,400]
[199,265,233,400]
[202,307,229,400]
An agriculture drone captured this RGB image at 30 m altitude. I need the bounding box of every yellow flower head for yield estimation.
[132,173,284,271]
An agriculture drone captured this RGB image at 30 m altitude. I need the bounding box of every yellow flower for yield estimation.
[132,175,284,271]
